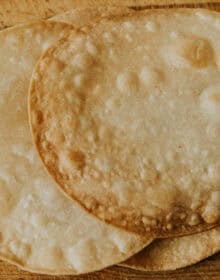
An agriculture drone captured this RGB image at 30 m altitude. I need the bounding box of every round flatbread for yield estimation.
[29,9,220,237]
[53,7,220,272]
[0,21,150,275]
[122,227,220,270]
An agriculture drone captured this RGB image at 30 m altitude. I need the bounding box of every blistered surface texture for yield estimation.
[54,8,220,272]
[30,9,220,237]
[0,21,149,275]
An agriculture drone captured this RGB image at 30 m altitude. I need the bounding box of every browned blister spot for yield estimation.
[181,38,214,68]
[35,110,44,125]
[68,150,86,172]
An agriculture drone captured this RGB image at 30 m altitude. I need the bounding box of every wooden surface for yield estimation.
[0,0,220,29]
[0,253,219,279]
[0,1,220,280]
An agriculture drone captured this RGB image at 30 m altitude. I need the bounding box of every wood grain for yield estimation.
[0,253,219,279]
[0,0,220,29]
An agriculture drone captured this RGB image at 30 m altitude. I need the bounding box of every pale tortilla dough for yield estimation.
[0,21,149,275]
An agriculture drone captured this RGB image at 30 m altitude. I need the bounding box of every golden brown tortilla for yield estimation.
[122,227,220,270]
[29,9,220,237]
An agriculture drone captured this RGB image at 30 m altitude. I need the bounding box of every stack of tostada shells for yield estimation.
[0,1,219,276]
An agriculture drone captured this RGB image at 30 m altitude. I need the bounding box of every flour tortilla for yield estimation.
[52,7,220,271]
[0,21,150,275]
[1,1,220,30]
[123,227,220,270]
[41,8,220,273]
[53,7,220,271]
[29,9,220,237]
